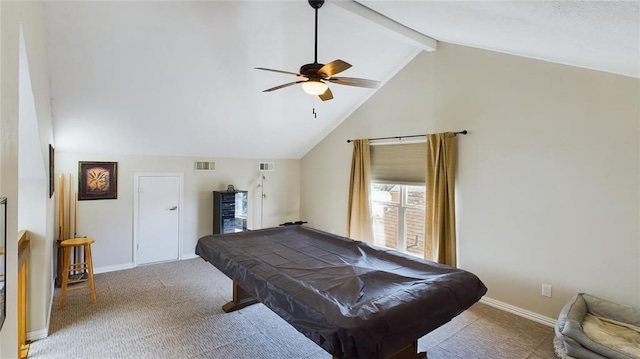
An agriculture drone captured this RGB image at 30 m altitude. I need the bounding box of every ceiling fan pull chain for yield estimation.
[312,97,317,118]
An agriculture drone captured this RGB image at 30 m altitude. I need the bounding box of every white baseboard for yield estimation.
[95,256,200,274]
[94,262,135,274]
[30,275,56,341]
[481,297,557,328]
[27,328,48,341]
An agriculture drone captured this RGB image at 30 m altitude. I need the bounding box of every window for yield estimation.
[371,184,425,257]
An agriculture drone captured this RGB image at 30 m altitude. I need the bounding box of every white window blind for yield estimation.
[370,143,426,184]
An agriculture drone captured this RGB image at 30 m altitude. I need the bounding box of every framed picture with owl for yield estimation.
[78,161,118,200]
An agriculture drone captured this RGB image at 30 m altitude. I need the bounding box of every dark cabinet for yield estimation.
[213,190,248,234]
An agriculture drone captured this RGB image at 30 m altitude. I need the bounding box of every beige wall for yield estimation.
[2,3,638,350]
[1,1,56,356]
[300,43,640,320]
[55,152,300,272]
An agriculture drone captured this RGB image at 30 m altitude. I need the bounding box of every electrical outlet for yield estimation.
[542,284,552,298]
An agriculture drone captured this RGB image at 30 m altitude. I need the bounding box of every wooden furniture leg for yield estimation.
[332,341,426,359]
[222,281,259,313]
[58,244,71,309]
[17,230,30,359]
[85,242,96,303]
[18,262,28,359]
[384,341,426,359]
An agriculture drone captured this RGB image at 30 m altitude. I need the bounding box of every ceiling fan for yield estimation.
[256,0,380,101]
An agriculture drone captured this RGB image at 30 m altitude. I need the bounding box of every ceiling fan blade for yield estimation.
[326,77,379,88]
[263,80,305,92]
[317,60,351,78]
[319,87,333,101]
[255,67,305,78]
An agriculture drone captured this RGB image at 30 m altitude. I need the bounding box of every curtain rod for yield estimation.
[346,130,467,143]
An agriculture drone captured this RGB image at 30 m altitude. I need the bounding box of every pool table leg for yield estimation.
[385,341,426,359]
[222,281,259,313]
[332,341,426,359]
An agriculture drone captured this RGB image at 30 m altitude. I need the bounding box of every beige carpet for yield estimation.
[28,258,556,359]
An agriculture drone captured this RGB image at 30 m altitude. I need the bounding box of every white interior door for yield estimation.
[136,174,182,265]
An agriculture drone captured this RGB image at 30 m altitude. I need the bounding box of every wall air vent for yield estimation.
[194,161,216,171]
[259,162,275,172]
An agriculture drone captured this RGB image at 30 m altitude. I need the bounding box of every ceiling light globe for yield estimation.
[302,81,328,95]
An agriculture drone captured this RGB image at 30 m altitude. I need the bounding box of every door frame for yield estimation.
[133,172,184,266]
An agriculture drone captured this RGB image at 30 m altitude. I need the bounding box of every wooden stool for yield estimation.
[58,237,96,309]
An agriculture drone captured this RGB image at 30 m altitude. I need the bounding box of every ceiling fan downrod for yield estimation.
[309,0,325,64]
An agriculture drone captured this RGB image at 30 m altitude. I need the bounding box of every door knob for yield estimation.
[168,206,178,211]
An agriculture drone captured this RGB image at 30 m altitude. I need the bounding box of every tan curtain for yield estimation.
[425,133,457,267]
[346,139,373,243]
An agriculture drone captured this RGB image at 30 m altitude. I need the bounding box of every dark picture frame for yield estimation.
[78,161,118,200]
[49,145,55,198]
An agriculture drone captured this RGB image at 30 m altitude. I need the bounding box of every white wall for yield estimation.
[1,1,56,356]
[300,43,640,320]
[56,152,300,272]
[17,179,49,338]
[18,20,54,340]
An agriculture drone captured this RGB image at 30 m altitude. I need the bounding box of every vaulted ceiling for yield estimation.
[43,1,639,160]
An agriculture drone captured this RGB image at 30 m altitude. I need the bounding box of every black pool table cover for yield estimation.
[196,225,487,359]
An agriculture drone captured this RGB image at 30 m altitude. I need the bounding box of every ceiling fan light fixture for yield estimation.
[302,80,328,95]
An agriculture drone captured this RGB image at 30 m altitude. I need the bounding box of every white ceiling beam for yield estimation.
[329,0,437,52]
